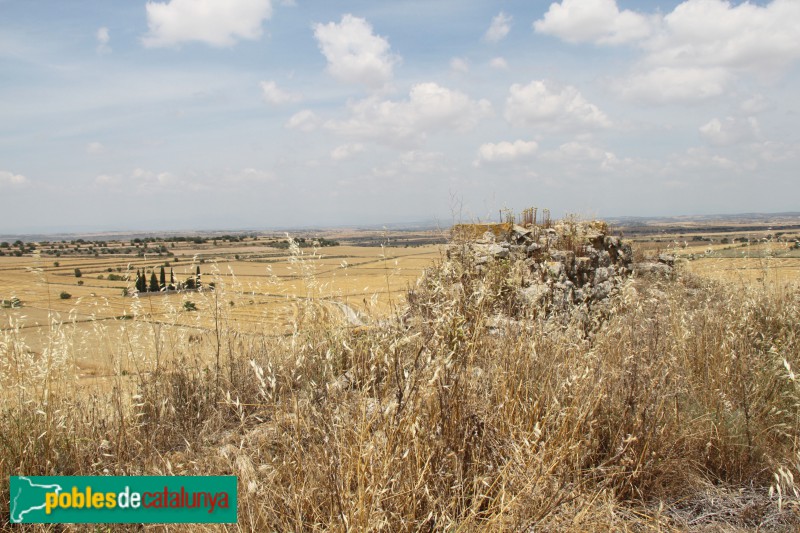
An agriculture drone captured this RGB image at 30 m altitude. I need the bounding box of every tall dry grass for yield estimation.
[1,233,799,531]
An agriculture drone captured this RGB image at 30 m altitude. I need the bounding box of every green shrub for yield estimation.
[59,291,71,300]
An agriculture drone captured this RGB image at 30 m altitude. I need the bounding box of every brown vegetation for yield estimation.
[1,226,799,530]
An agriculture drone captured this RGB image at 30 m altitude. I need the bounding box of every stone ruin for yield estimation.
[450,216,674,317]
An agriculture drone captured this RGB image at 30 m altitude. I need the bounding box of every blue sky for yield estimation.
[1,0,799,233]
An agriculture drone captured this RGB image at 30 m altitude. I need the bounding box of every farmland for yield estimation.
[0,230,444,387]
[2,217,800,530]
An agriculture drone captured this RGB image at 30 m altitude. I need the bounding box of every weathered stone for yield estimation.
[544,261,565,279]
[452,218,635,314]
[635,262,672,276]
[593,267,610,285]
[518,284,549,306]
[592,280,614,300]
[550,250,575,272]
[658,253,675,265]
[526,243,542,255]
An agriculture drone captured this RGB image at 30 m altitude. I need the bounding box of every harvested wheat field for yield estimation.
[0,240,442,388]
[2,220,799,531]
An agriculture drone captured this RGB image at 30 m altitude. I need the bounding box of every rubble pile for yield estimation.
[451,219,668,315]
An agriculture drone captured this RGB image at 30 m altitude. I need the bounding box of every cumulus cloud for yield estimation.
[449,57,469,74]
[475,140,538,165]
[484,12,512,43]
[313,14,398,90]
[489,57,508,70]
[646,0,800,76]
[96,27,111,54]
[142,0,272,48]
[618,66,730,104]
[285,109,320,132]
[632,0,799,103]
[260,81,301,105]
[0,170,28,187]
[740,94,770,115]
[699,116,760,146]
[331,143,365,161]
[534,0,652,45]
[95,168,194,192]
[224,167,275,183]
[326,82,492,145]
[541,141,623,171]
[86,141,105,155]
[504,80,610,129]
[537,1,800,105]
[371,151,447,179]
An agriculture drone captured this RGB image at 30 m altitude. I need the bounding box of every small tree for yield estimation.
[149,272,159,292]
[74,268,82,278]
[136,269,147,292]
[159,266,166,289]
[196,266,201,288]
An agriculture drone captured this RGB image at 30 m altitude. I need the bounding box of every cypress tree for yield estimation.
[196,266,201,287]
[159,266,166,289]
[149,271,159,292]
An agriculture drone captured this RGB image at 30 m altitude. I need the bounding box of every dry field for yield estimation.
[0,236,442,388]
[626,224,800,287]
[2,221,800,530]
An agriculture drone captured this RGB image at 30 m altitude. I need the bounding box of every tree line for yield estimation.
[134,266,202,293]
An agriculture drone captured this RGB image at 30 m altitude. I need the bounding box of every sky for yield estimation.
[1,0,799,233]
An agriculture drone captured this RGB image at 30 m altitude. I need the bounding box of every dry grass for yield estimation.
[1,230,800,531]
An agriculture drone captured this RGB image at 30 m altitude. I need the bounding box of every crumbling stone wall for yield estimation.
[450,219,672,317]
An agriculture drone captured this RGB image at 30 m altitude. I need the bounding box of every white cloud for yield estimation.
[740,94,770,115]
[675,147,739,171]
[313,14,398,90]
[504,80,610,129]
[534,0,652,45]
[326,82,492,145]
[541,141,623,171]
[285,109,320,132]
[647,0,800,76]
[86,141,105,155]
[224,167,275,183]
[0,170,28,187]
[142,0,272,48]
[752,141,800,163]
[96,27,111,54]
[371,151,446,179]
[260,81,301,105]
[619,66,729,104]
[449,57,469,74]
[96,168,271,191]
[484,12,512,43]
[475,140,538,165]
[331,143,365,161]
[489,57,508,70]
[94,174,116,186]
[699,116,760,146]
[616,0,800,104]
